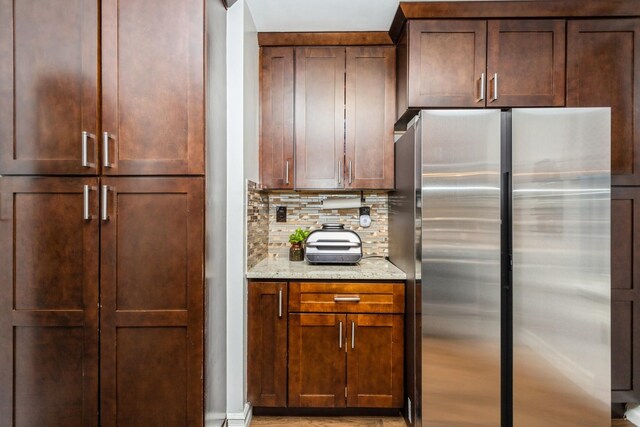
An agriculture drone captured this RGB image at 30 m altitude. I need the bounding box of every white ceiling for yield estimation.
[245,0,424,32]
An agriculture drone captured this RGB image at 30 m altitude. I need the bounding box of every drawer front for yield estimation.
[289,282,404,314]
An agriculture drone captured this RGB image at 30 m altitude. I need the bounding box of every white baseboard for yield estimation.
[205,411,227,427]
[227,403,252,427]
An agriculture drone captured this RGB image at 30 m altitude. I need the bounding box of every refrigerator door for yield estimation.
[421,110,502,426]
[511,108,611,427]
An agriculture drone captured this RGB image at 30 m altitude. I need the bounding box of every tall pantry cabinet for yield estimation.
[0,1,205,426]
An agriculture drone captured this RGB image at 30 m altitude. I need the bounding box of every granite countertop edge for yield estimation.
[246,258,407,281]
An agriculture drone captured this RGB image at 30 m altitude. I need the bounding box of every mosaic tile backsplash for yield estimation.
[267,192,389,259]
[246,181,269,269]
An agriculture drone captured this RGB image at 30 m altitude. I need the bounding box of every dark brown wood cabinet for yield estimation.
[611,187,640,402]
[0,0,99,175]
[260,48,295,189]
[398,19,565,118]
[100,177,204,426]
[567,19,640,186]
[101,0,204,176]
[295,47,346,189]
[0,177,99,426]
[248,281,288,407]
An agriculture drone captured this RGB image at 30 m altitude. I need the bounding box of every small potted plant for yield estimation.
[289,228,310,262]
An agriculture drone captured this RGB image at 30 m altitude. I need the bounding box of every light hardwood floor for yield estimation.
[252,416,634,426]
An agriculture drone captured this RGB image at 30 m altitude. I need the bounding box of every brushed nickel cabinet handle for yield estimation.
[477,73,485,102]
[103,132,113,168]
[278,288,283,318]
[349,161,353,184]
[490,73,498,102]
[83,185,91,221]
[82,131,96,168]
[338,160,342,184]
[334,296,361,302]
[285,161,290,185]
[351,321,355,349]
[339,321,343,349]
[101,185,110,221]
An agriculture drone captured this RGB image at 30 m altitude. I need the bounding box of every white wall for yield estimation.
[205,1,228,426]
[226,0,259,425]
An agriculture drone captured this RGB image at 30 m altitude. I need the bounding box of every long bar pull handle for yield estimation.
[338,160,342,184]
[339,321,343,349]
[490,73,498,102]
[477,73,485,102]
[81,131,96,168]
[103,132,112,168]
[334,296,361,303]
[349,161,353,184]
[285,161,290,185]
[83,185,91,221]
[351,321,355,349]
[101,185,110,221]
[278,289,283,318]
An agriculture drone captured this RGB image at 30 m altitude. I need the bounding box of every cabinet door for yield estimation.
[346,314,403,408]
[295,47,346,189]
[248,281,288,407]
[345,47,395,189]
[289,314,347,407]
[611,188,640,402]
[260,48,294,189]
[0,177,99,426]
[100,178,204,426]
[102,0,204,176]
[408,20,486,108]
[567,19,640,186]
[487,20,565,107]
[0,0,98,175]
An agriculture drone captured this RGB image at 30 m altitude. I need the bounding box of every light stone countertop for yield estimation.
[246,257,407,281]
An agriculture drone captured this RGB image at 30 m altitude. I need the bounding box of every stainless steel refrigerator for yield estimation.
[389,109,611,427]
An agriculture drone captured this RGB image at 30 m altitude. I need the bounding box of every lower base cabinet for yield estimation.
[248,280,405,410]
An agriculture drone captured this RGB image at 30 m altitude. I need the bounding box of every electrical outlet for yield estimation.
[276,206,287,222]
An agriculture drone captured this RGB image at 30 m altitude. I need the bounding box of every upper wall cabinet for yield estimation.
[260,47,295,189]
[0,0,204,176]
[0,0,99,175]
[567,19,640,186]
[260,46,395,190]
[397,19,565,118]
[102,0,204,176]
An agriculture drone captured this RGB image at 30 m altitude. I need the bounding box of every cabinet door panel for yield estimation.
[346,314,403,408]
[288,314,346,407]
[408,20,486,108]
[487,19,565,107]
[567,19,640,185]
[102,0,204,175]
[248,282,288,407]
[0,177,99,426]
[0,0,98,175]
[295,47,345,189]
[611,188,640,402]
[100,178,204,426]
[261,48,294,189]
[346,47,395,189]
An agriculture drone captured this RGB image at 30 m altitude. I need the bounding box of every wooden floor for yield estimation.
[252,416,634,426]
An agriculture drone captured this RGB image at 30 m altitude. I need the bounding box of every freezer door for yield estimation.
[421,110,502,426]
[511,108,611,427]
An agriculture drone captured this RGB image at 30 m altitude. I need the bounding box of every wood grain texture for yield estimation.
[260,47,294,189]
[611,187,640,403]
[289,282,405,314]
[259,32,393,47]
[567,19,640,185]
[289,314,347,408]
[100,177,204,426]
[487,19,565,107]
[248,282,288,407]
[0,177,99,426]
[101,0,204,175]
[295,47,346,189]
[407,20,487,108]
[345,47,395,190]
[0,0,98,175]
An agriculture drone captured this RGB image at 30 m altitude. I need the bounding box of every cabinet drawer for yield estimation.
[289,282,404,314]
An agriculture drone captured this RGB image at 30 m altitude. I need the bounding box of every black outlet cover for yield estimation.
[359,206,370,216]
[276,206,287,222]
